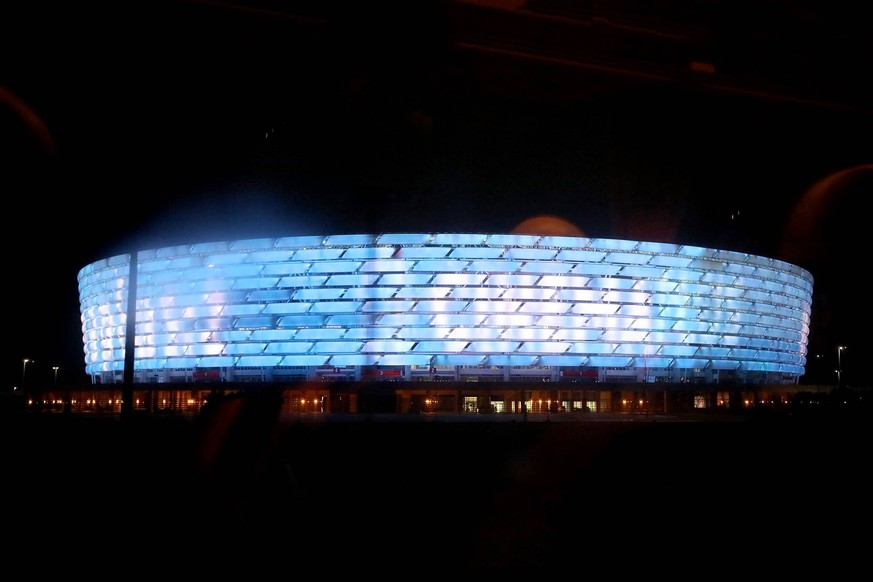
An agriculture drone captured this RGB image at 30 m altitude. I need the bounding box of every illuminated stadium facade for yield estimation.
[78,233,813,387]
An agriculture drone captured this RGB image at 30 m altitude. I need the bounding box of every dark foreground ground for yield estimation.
[2,398,871,575]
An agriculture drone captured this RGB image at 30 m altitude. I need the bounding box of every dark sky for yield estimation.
[3,1,872,389]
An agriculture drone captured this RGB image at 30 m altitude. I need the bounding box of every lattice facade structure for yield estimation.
[78,233,813,385]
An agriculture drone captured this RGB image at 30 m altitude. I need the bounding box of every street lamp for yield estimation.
[53,366,59,386]
[837,346,846,386]
[22,358,32,386]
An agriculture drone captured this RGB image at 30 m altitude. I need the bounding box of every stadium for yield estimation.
[74,232,813,415]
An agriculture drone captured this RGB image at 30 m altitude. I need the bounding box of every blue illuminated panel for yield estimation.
[78,233,813,384]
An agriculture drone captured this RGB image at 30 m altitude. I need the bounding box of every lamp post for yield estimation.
[837,346,846,386]
[53,366,59,386]
[22,358,32,387]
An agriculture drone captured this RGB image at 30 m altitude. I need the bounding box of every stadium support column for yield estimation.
[663,385,669,415]
[122,251,137,418]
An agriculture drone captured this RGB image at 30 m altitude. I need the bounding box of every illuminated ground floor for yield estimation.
[17,380,846,418]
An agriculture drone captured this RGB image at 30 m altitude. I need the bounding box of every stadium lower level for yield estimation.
[17,380,848,418]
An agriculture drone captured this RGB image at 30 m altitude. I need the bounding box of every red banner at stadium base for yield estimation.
[562,370,598,378]
[362,369,403,377]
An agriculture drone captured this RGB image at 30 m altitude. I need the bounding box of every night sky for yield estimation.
[3,1,872,389]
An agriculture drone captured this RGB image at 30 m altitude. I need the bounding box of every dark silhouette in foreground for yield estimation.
[2,390,870,573]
